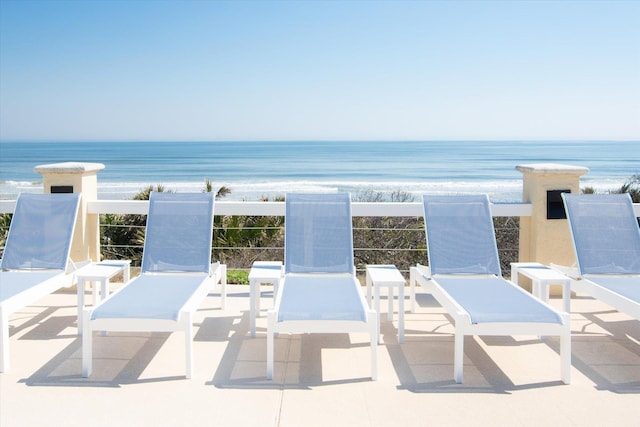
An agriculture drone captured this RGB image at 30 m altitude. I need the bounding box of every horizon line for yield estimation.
[2,138,639,144]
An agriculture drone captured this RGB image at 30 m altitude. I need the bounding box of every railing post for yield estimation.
[35,162,105,263]
[516,163,589,292]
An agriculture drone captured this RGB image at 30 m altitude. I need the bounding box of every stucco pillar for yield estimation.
[35,162,105,263]
[516,163,589,292]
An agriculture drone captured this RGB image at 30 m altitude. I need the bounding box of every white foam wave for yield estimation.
[0,181,43,199]
[94,179,526,202]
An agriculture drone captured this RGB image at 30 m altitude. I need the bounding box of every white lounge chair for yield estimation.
[412,195,571,384]
[82,192,225,379]
[1,193,81,372]
[266,193,377,380]
[561,193,640,320]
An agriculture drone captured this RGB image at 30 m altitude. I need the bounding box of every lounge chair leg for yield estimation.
[454,329,464,384]
[370,311,378,380]
[82,309,92,378]
[409,267,417,313]
[267,312,275,380]
[1,310,9,373]
[560,320,571,384]
[220,264,227,309]
[185,312,193,379]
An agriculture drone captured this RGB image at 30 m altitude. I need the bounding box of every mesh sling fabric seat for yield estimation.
[82,192,225,379]
[1,193,81,372]
[561,193,640,320]
[412,195,571,384]
[266,193,377,380]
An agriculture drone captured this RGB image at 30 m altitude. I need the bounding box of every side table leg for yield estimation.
[250,279,257,338]
[398,281,405,344]
[409,267,416,313]
[77,279,86,335]
[366,270,372,307]
[374,283,381,344]
[122,264,130,287]
[387,284,393,322]
[510,266,519,284]
[100,279,109,304]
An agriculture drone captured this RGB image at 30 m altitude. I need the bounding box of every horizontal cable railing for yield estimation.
[2,199,639,279]
[1,200,528,278]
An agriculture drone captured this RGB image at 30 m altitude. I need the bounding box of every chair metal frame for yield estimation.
[412,195,571,384]
[1,193,82,372]
[82,192,226,379]
[266,193,377,381]
[562,193,640,320]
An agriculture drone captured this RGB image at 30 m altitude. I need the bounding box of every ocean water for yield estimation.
[0,141,638,202]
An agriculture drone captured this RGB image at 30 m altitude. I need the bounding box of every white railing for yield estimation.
[88,200,532,216]
[0,199,637,216]
[0,199,527,269]
[3,199,638,275]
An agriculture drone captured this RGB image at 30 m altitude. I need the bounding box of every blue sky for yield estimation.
[1,0,638,141]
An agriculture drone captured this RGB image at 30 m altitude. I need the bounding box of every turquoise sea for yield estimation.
[0,141,638,201]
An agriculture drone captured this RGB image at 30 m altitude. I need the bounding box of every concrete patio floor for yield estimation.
[1,283,639,427]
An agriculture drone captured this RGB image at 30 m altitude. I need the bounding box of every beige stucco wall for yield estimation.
[518,163,589,266]
[517,163,589,293]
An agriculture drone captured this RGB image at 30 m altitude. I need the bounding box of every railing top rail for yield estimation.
[86,200,534,217]
[1,199,533,217]
[3,198,640,217]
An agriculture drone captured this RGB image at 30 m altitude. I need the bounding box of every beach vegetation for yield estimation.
[353,190,414,203]
[203,178,231,198]
[212,195,285,268]
[582,174,639,201]
[0,212,12,259]
[614,174,640,203]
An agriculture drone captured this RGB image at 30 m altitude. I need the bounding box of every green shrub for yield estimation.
[227,269,249,285]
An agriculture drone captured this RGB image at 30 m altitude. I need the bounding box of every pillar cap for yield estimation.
[516,163,589,176]
[34,162,105,175]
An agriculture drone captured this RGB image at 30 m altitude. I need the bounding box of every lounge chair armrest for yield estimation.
[415,263,431,279]
[67,259,92,274]
[209,261,221,277]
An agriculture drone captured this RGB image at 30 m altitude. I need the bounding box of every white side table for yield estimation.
[511,262,572,313]
[75,260,131,333]
[249,261,283,337]
[366,264,405,344]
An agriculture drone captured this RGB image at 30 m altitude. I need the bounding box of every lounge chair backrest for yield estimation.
[284,193,354,275]
[563,193,640,275]
[141,192,214,274]
[423,194,501,276]
[1,193,80,271]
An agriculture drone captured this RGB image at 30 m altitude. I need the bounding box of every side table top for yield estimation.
[511,262,570,281]
[366,265,405,282]
[75,260,131,278]
[249,261,283,279]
